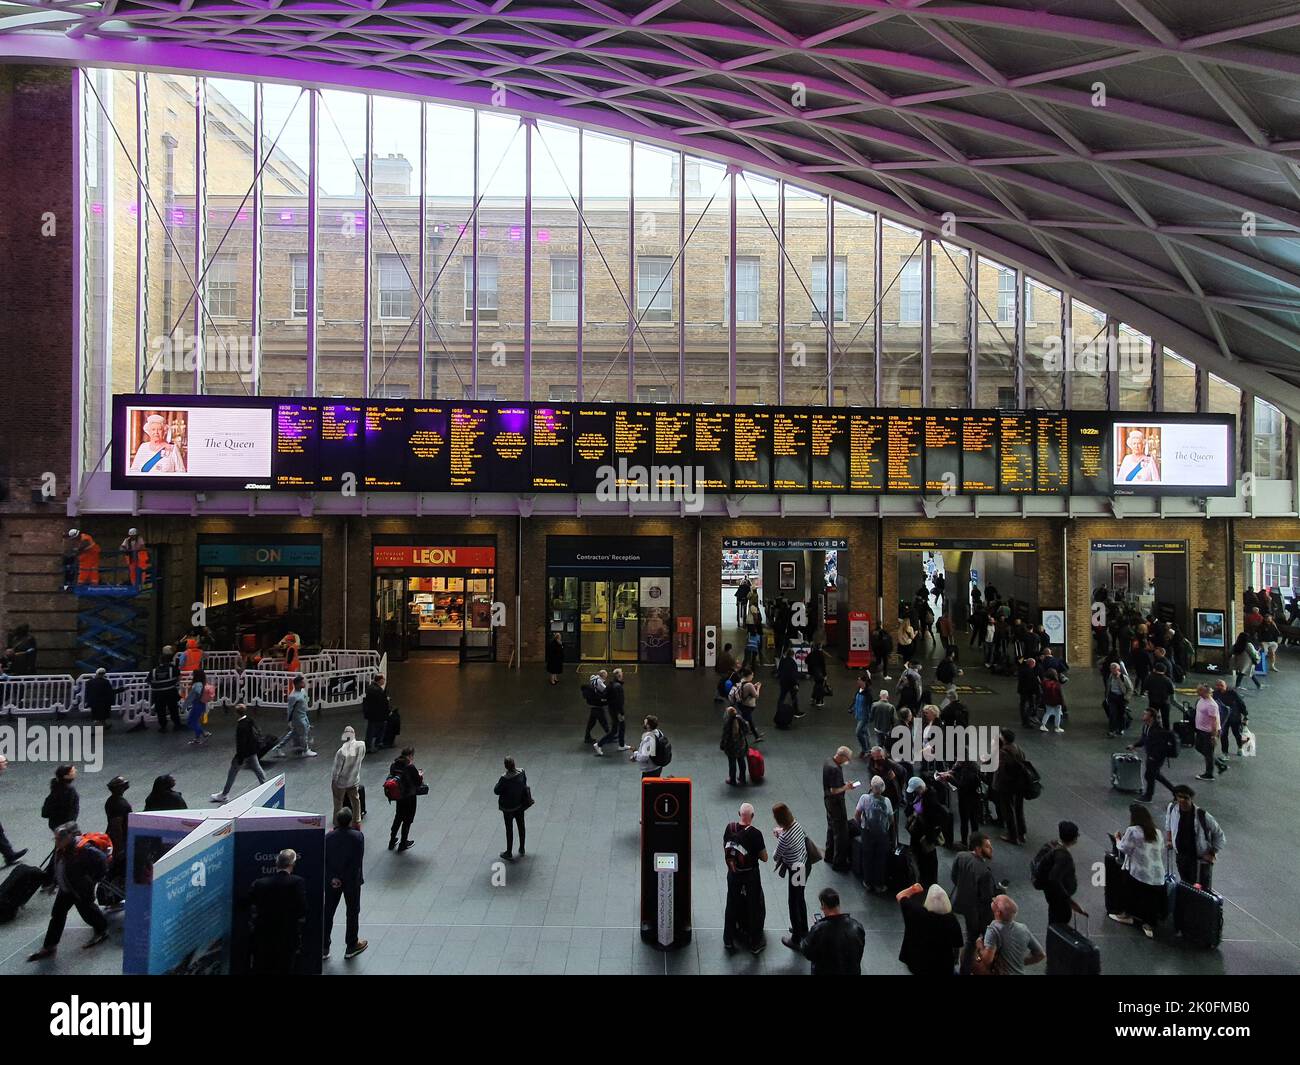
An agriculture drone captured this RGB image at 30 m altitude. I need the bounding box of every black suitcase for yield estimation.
[1173,719,1196,748]
[886,845,917,895]
[1173,879,1224,948]
[1103,851,1129,917]
[850,835,865,884]
[1046,915,1102,975]
[0,863,47,923]
[382,709,401,747]
[357,785,367,820]
[772,700,795,730]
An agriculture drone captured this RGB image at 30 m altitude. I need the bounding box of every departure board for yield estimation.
[849,413,886,492]
[489,406,531,492]
[274,402,320,489]
[887,414,923,492]
[999,414,1034,493]
[531,406,573,490]
[114,394,1237,497]
[961,415,997,493]
[810,411,849,492]
[1035,413,1069,493]
[319,403,362,489]
[733,409,773,492]
[694,409,732,491]
[924,414,961,493]
[772,410,811,492]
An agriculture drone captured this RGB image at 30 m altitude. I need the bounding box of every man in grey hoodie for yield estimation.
[331,725,367,825]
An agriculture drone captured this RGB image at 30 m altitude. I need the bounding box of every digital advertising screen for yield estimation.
[1111,420,1234,494]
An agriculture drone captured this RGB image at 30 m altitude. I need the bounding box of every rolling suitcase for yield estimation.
[850,834,865,884]
[0,863,47,923]
[746,746,765,783]
[1111,751,1142,792]
[1046,914,1102,975]
[357,785,367,820]
[887,844,917,895]
[1172,718,1196,749]
[1103,851,1130,917]
[1173,879,1224,949]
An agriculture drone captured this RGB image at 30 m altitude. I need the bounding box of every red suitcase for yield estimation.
[746,747,765,783]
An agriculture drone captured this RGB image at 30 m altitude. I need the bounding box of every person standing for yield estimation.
[42,765,80,835]
[184,668,211,747]
[0,756,30,867]
[1039,669,1065,733]
[1192,685,1220,781]
[103,776,131,886]
[904,777,943,890]
[1129,708,1177,803]
[25,823,109,962]
[494,756,529,862]
[799,887,865,974]
[248,849,308,974]
[210,704,267,803]
[594,668,630,754]
[735,578,752,627]
[992,729,1028,846]
[950,832,996,974]
[1033,820,1086,927]
[361,673,390,753]
[387,747,422,851]
[869,689,895,753]
[286,674,316,757]
[774,647,801,727]
[771,802,810,950]
[822,747,858,873]
[806,642,828,709]
[84,668,115,728]
[330,725,366,824]
[896,883,963,976]
[975,895,1046,975]
[545,633,565,686]
[850,675,872,758]
[323,809,367,961]
[119,528,147,586]
[853,776,893,894]
[870,624,894,680]
[1144,661,1176,731]
[630,716,670,779]
[1015,657,1040,728]
[1103,661,1133,738]
[1107,804,1167,939]
[722,802,768,955]
[1166,785,1226,891]
[715,641,738,681]
[150,647,182,732]
[143,774,186,812]
[720,705,749,786]
[735,667,764,743]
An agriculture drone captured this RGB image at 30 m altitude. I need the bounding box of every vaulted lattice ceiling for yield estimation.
[3,0,1300,395]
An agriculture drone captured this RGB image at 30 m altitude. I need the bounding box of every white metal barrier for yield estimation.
[328,650,381,672]
[73,672,153,715]
[195,651,243,671]
[1,674,76,717]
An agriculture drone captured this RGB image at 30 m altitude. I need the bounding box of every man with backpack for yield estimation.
[1129,708,1177,803]
[26,823,110,961]
[1031,820,1086,927]
[581,670,610,746]
[1144,661,1176,731]
[722,802,768,955]
[1166,786,1226,891]
[630,716,671,778]
[594,668,631,754]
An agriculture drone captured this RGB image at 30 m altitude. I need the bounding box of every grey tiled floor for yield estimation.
[2,644,1298,975]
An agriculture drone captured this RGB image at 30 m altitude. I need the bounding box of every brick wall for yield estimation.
[0,66,76,669]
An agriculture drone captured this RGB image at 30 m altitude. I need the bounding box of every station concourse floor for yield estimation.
[2,645,1299,976]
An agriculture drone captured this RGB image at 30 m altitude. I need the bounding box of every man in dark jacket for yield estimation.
[42,765,80,834]
[361,674,390,753]
[27,823,109,961]
[1144,662,1176,730]
[950,832,996,974]
[103,776,131,885]
[388,748,422,851]
[992,730,1028,845]
[1130,708,1177,803]
[4,624,38,674]
[84,668,116,727]
[150,647,182,731]
[594,668,630,754]
[774,647,801,727]
[806,643,828,708]
[1015,658,1040,728]
[1036,820,1085,927]
[211,704,267,803]
[323,808,367,961]
[800,887,866,975]
[1212,680,1248,756]
[249,849,308,974]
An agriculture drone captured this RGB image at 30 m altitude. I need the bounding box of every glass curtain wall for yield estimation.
[683,156,729,402]
[832,202,876,407]
[881,220,924,405]
[477,112,528,400]
[1024,278,1063,409]
[582,131,631,402]
[734,172,781,402]
[424,104,475,400]
[931,241,970,407]
[784,185,829,406]
[530,121,580,400]
[975,257,1016,408]
[634,142,683,401]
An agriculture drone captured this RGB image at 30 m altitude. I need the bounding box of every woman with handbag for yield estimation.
[1108,803,1167,939]
[772,802,816,950]
[494,756,531,863]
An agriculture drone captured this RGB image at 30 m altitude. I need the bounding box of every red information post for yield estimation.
[847,610,873,669]
[674,616,695,668]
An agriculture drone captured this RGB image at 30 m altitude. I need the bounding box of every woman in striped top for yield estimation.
[772,802,810,950]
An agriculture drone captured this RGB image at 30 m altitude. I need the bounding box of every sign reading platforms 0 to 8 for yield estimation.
[111,395,1236,498]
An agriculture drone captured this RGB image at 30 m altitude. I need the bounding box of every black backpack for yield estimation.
[650,730,672,768]
[1030,842,1059,889]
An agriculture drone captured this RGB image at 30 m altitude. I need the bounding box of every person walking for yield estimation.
[184,668,211,746]
[806,642,828,709]
[386,747,423,851]
[720,705,749,786]
[771,802,810,950]
[734,578,751,627]
[1192,684,1221,781]
[330,725,366,824]
[1103,661,1133,738]
[286,674,317,757]
[210,704,267,803]
[1039,669,1065,733]
[1129,708,1177,803]
[735,667,764,743]
[581,670,610,746]
[25,823,110,962]
[722,802,768,955]
[870,689,895,753]
[1230,632,1262,690]
[974,895,1046,975]
[1212,679,1248,757]
[630,716,671,778]
[870,624,894,680]
[799,887,866,974]
[41,765,80,835]
[545,633,565,686]
[904,776,943,890]
[103,776,131,887]
[849,674,871,758]
[1107,803,1167,939]
[149,647,182,732]
[323,808,367,961]
[84,667,116,728]
[143,774,186,812]
[361,673,390,753]
[950,832,996,974]
[594,668,631,754]
[774,647,801,728]
[1144,661,1176,731]
[822,746,858,873]
[896,882,963,976]
[494,756,530,862]
[853,776,893,894]
[248,849,308,974]
[1165,785,1226,891]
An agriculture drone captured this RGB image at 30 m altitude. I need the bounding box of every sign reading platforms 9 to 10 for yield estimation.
[111,394,1236,498]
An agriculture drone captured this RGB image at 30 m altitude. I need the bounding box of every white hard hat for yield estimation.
[128,528,139,537]
[68,528,79,537]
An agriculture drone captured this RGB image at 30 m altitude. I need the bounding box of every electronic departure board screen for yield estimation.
[111,395,1237,498]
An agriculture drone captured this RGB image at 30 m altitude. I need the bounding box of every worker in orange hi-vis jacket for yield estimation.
[180,638,204,673]
[120,528,149,586]
[66,528,101,586]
